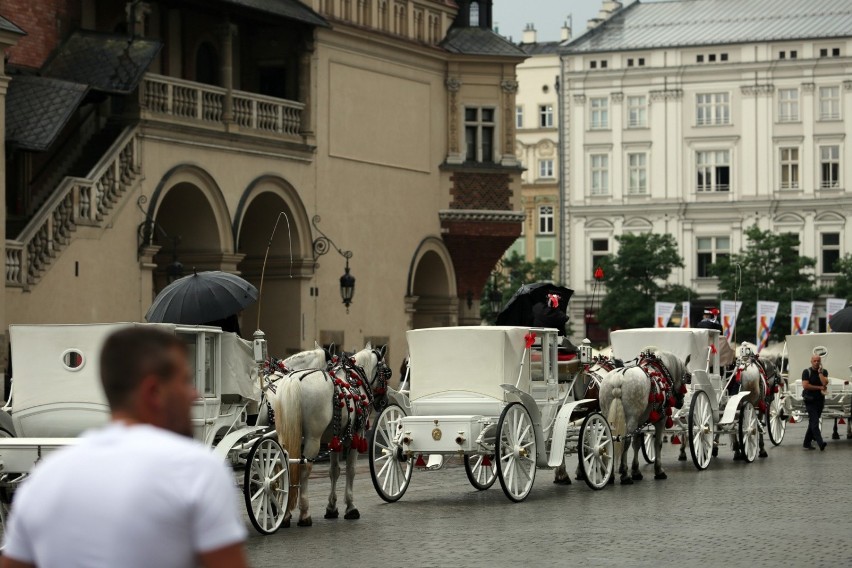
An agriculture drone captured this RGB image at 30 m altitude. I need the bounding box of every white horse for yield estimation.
[600,349,690,484]
[271,344,389,527]
[731,354,779,459]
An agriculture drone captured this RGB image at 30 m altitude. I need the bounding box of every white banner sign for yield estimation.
[791,301,814,335]
[826,298,847,330]
[720,300,742,342]
[654,302,676,328]
[680,301,691,328]
[755,301,779,352]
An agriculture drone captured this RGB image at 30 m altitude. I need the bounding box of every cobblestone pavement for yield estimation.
[246,423,852,568]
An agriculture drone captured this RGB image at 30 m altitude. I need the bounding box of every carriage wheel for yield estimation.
[464,454,497,490]
[496,403,537,502]
[244,437,289,535]
[640,431,655,464]
[737,400,759,463]
[369,405,412,503]
[688,391,714,470]
[579,412,613,490]
[766,396,787,446]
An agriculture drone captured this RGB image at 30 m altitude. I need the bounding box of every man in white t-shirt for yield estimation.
[2,327,249,568]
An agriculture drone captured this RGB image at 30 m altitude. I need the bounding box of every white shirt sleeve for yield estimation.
[3,483,37,563]
[191,458,247,553]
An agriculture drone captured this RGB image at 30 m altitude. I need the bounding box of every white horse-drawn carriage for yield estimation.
[0,323,292,536]
[780,333,852,439]
[607,328,778,477]
[368,326,614,502]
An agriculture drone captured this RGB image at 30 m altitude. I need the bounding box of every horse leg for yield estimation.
[296,462,313,526]
[343,448,360,520]
[832,418,840,440]
[619,434,632,485]
[325,451,340,519]
[554,460,572,484]
[654,423,667,480]
[630,434,643,481]
[732,431,743,461]
[847,411,852,439]
[759,430,768,458]
[712,433,719,457]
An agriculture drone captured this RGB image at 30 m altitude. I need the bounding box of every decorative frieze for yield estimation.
[500,80,518,94]
[572,94,586,105]
[740,84,774,96]
[649,89,683,101]
[611,91,624,103]
[801,82,816,93]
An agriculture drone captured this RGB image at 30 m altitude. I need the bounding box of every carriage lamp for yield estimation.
[312,215,356,314]
[580,338,593,365]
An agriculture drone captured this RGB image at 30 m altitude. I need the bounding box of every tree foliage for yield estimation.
[711,225,818,341]
[597,233,694,329]
[480,252,558,323]
[830,254,852,301]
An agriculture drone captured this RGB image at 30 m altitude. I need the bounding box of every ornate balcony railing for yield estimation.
[139,73,304,137]
[6,128,141,287]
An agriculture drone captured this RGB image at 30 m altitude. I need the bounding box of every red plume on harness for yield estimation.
[547,293,560,308]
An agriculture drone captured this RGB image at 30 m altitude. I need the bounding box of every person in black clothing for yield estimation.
[696,307,723,333]
[802,354,829,450]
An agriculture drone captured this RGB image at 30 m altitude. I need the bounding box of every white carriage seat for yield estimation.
[219,333,261,404]
[406,327,531,416]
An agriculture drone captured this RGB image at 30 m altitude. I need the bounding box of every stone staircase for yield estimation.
[5,126,142,288]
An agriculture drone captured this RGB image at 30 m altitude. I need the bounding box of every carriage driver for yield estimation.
[2,328,249,568]
[696,307,723,333]
[801,354,829,451]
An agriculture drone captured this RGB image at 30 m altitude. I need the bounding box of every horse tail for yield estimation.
[274,375,302,513]
[607,372,627,471]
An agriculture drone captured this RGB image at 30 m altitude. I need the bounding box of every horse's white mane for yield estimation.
[642,346,686,380]
[284,347,326,370]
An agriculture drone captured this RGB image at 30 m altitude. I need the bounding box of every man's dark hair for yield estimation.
[100,327,186,409]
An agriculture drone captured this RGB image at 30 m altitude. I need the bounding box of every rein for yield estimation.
[326,352,391,453]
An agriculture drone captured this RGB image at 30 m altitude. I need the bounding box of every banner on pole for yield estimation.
[680,301,691,328]
[826,298,847,330]
[755,301,779,352]
[654,302,676,328]
[720,300,742,342]
[791,301,814,335]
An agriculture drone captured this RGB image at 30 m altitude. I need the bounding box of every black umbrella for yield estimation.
[829,306,852,332]
[495,282,574,329]
[145,271,258,325]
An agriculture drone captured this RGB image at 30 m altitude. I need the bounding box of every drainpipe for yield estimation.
[556,62,567,285]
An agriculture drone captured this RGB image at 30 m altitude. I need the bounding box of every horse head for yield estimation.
[348,345,391,412]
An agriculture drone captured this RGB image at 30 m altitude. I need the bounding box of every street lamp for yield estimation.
[312,215,356,313]
[136,196,184,286]
[488,259,505,318]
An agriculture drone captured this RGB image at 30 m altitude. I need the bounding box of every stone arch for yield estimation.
[815,211,845,225]
[774,212,805,226]
[148,165,235,292]
[406,237,458,330]
[623,217,653,234]
[234,175,314,354]
[585,218,614,230]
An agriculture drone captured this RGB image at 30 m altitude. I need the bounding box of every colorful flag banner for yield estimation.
[826,298,847,330]
[680,301,691,328]
[791,301,814,335]
[755,301,779,352]
[654,302,676,328]
[721,300,742,342]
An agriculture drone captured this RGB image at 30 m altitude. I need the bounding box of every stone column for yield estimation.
[500,78,519,166]
[445,76,463,164]
[218,21,238,125]
[299,34,316,143]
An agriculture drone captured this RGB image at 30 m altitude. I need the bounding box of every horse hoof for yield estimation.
[733,453,744,461]
[631,472,643,481]
[620,477,633,486]
[711,447,719,458]
[847,434,852,440]
[324,509,339,519]
[297,517,312,527]
[608,476,615,485]
[832,434,840,440]
[654,472,667,480]
[553,477,572,485]
[344,509,360,520]
[678,454,687,462]
[759,450,768,458]
[283,518,291,529]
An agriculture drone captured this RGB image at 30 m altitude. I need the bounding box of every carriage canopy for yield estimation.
[785,333,852,380]
[610,328,720,374]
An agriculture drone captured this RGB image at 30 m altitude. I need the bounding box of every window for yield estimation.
[822,233,841,273]
[696,237,730,278]
[696,150,730,192]
[627,152,647,195]
[820,48,828,57]
[464,107,495,163]
[203,335,216,396]
[538,159,554,179]
[708,54,716,62]
[589,97,609,129]
[601,60,608,69]
[790,50,797,59]
[538,206,554,234]
[638,57,645,66]
[591,239,609,269]
[627,95,647,127]
[515,106,523,129]
[195,42,219,86]
[696,54,704,63]
[779,51,786,59]
[536,238,555,261]
[820,145,840,189]
[780,147,800,190]
[590,60,597,69]
[627,58,634,67]
[539,104,553,128]
[720,53,728,61]
[778,88,799,122]
[590,154,609,195]
[833,48,841,57]
[469,0,479,26]
[819,86,840,120]
[696,93,730,125]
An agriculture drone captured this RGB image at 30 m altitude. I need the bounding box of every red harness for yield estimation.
[639,355,684,428]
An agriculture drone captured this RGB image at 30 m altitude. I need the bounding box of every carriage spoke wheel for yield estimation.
[579,412,613,490]
[688,391,714,470]
[244,437,289,535]
[640,431,655,464]
[369,405,412,502]
[766,396,787,446]
[737,400,759,463]
[464,454,497,490]
[496,403,537,502]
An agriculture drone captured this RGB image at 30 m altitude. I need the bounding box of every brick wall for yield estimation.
[449,171,512,210]
[442,219,521,298]
[3,0,81,70]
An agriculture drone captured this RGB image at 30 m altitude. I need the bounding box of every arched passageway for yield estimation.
[407,239,458,329]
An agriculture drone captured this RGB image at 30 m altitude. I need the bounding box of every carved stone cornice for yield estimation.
[439,210,525,223]
[611,91,624,103]
[801,82,816,93]
[572,94,586,105]
[740,84,775,96]
[500,80,518,94]
[445,76,462,92]
[649,89,683,101]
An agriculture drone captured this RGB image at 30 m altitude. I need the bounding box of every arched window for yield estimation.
[469,1,480,27]
[195,42,219,86]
